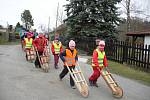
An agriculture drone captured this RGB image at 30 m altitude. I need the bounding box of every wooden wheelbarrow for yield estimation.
[101,67,123,98]
[25,47,36,62]
[66,63,89,97]
[35,47,50,73]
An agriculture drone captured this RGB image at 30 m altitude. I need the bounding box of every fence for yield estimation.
[60,36,96,54]
[65,37,150,72]
[105,41,150,72]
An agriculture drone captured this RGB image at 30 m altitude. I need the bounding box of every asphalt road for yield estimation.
[0,45,150,100]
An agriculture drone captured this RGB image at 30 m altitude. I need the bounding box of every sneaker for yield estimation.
[55,65,59,69]
[35,65,39,68]
[71,86,76,89]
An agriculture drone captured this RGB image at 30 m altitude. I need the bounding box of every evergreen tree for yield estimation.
[15,22,22,32]
[15,22,21,29]
[65,0,122,40]
[15,22,21,28]
[21,10,34,30]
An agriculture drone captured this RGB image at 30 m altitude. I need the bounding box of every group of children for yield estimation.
[20,32,108,89]
[20,31,48,68]
[51,37,108,89]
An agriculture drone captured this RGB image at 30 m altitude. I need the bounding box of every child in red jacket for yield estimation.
[33,34,47,68]
[51,37,63,69]
[89,40,108,87]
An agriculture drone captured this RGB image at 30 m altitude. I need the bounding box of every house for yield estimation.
[0,28,7,33]
[126,30,150,46]
[51,24,66,39]
[0,28,9,41]
[55,24,67,35]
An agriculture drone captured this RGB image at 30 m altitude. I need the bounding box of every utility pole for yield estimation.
[60,9,63,24]
[6,21,10,42]
[55,2,59,36]
[47,16,50,41]
[48,16,50,33]
[126,0,131,33]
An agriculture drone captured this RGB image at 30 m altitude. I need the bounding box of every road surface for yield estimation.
[0,45,150,100]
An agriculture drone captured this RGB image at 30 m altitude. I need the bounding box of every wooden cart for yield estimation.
[66,63,89,97]
[101,67,123,98]
[35,47,50,73]
[25,47,36,62]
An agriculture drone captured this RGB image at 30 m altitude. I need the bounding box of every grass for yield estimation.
[0,39,20,45]
[0,39,8,44]
[87,58,150,86]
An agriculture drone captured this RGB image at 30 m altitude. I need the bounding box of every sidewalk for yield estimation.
[78,55,91,63]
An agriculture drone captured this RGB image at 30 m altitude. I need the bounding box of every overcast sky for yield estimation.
[0,0,68,31]
[119,0,150,20]
[0,0,150,32]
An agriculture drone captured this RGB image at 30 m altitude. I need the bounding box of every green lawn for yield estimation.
[87,59,150,86]
[0,40,20,45]
[108,61,150,86]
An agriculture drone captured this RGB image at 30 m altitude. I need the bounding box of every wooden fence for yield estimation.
[64,37,150,72]
[105,41,150,72]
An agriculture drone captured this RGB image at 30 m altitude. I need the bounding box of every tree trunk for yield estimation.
[126,0,131,42]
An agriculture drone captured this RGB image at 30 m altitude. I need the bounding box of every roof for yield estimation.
[0,28,7,32]
[56,24,67,33]
[126,30,150,36]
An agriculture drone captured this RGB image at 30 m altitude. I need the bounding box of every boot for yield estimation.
[54,63,59,69]
[89,80,94,86]
[35,65,39,68]
[55,65,59,69]
[59,75,62,81]
[71,86,76,89]
[93,81,99,87]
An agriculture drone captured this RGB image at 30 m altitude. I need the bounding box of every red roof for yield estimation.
[126,30,150,36]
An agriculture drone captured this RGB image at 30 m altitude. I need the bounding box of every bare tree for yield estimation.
[119,0,131,41]
[120,0,150,41]
[120,0,131,32]
[38,24,47,33]
[55,2,66,35]
[58,9,66,24]
[121,0,150,25]
[127,0,131,32]
[55,2,59,35]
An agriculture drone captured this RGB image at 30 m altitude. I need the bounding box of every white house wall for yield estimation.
[144,36,150,46]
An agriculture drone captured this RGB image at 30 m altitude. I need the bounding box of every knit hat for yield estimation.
[27,32,31,36]
[69,40,76,47]
[39,33,43,38]
[55,36,59,40]
[98,40,105,51]
[99,40,105,46]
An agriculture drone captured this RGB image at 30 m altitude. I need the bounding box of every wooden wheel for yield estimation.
[65,63,89,97]
[43,63,49,73]
[40,56,49,73]
[79,83,89,98]
[44,68,48,73]
[113,86,123,98]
